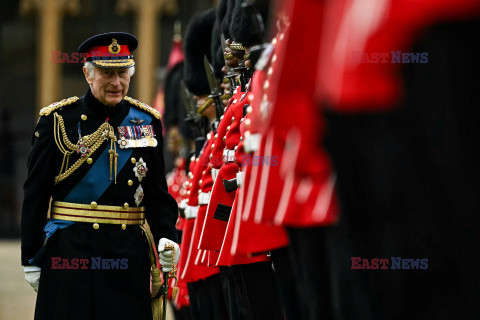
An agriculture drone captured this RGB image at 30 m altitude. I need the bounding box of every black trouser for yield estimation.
[283,229,334,320]
[172,304,192,320]
[270,247,303,320]
[187,274,229,320]
[322,20,480,318]
[220,261,284,320]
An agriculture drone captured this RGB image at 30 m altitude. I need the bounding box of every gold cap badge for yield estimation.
[108,38,121,55]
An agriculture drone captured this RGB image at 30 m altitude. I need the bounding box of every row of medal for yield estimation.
[117,125,157,149]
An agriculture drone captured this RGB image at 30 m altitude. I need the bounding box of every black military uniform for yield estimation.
[21,33,178,320]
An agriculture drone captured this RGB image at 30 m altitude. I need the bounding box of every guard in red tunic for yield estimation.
[180,9,229,320]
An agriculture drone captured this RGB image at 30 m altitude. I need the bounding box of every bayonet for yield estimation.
[181,82,200,138]
[204,56,224,120]
[181,82,206,156]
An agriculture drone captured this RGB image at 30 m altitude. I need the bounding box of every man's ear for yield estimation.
[83,66,93,86]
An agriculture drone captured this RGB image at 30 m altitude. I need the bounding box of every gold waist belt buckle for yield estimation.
[51,201,145,225]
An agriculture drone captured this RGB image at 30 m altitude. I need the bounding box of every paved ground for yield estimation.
[0,240,174,320]
[0,240,36,319]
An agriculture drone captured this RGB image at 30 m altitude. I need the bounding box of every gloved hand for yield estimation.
[24,266,41,292]
[158,238,180,272]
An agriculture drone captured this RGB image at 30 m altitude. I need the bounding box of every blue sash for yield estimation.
[29,106,152,267]
[65,107,152,203]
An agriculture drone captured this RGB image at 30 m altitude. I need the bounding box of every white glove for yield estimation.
[24,266,41,292]
[158,238,180,272]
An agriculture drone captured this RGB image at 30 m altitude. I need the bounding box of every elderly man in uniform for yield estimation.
[21,32,180,320]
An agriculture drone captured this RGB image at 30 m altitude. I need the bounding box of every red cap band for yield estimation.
[86,45,131,59]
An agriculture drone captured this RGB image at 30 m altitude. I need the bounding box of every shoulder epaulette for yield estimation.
[39,96,79,116]
[124,96,162,119]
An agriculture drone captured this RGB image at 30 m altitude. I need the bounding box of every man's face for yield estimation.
[83,66,131,106]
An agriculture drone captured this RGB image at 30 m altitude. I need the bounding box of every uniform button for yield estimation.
[121,224,127,230]
[123,203,129,209]
[247,106,253,114]
[245,118,251,128]
[240,136,243,142]
[202,170,206,175]
[128,179,133,186]
[272,54,277,63]
[211,144,215,150]
[233,99,237,104]
[226,126,230,131]
[87,158,93,164]
[268,67,273,76]
[35,131,40,138]
[209,154,212,160]
[248,94,254,102]
[188,172,193,179]
[263,81,269,90]
[223,137,226,142]
[93,223,99,230]
[220,115,224,121]
[81,114,87,121]
[91,201,97,208]
[190,156,195,162]
[199,179,203,186]
[131,158,136,164]
[187,191,191,195]
[214,134,218,139]
[272,37,278,45]
[231,117,235,123]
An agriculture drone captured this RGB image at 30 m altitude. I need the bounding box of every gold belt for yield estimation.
[51,201,145,225]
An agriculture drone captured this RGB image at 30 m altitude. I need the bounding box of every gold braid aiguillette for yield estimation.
[53,112,117,184]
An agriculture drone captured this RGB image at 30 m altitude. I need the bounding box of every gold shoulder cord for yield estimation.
[39,96,79,117]
[124,96,162,119]
[53,112,118,184]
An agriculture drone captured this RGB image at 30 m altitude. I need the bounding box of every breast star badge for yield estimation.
[133,157,148,182]
[134,185,144,206]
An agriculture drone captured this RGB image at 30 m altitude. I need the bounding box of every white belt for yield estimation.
[244,133,260,153]
[185,205,198,219]
[198,191,211,205]
[236,171,244,187]
[212,168,219,182]
[179,199,188,210]
[223,148,236,163]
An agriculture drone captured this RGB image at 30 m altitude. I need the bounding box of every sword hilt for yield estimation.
[162,244,179,303]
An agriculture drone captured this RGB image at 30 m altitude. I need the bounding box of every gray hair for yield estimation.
[84,61,135,78]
